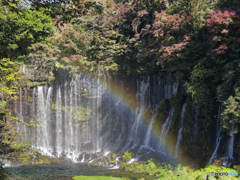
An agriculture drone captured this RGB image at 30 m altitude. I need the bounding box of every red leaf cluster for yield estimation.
[206,9,240,32]
[206,9,240,59]
[152,11,188,37]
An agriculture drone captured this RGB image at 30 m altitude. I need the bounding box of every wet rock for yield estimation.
[85,154,91,160]
[78,153,84,161]
[139,150,160,161]
[91,154,97,160]
[90,161,100,167]
[81,141,93,150]
[212,157,236,167]
[105,155,111,161]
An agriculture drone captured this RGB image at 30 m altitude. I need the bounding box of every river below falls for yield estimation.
[5,163,154,180]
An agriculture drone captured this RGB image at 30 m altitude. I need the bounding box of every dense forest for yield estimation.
[1,0,240,179]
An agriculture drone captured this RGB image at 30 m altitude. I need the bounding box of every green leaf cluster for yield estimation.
[120,159,240,180]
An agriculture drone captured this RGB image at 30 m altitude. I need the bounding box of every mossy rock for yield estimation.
[90,162,100,167]
[33,154,62,164]
[155,99,171,124]
[112,153,117,160]
[105,155,111,161]
[7,150,63,165]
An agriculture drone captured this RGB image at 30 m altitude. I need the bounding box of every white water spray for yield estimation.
[175,103,187,157]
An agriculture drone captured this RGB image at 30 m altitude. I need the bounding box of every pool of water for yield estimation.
[5,163,154,180]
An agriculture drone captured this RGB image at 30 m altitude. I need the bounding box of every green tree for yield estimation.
[221,88,240,135]
[28,0,103,23]
[0,1,55,61]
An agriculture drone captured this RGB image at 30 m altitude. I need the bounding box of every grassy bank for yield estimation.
[119,159,240,180]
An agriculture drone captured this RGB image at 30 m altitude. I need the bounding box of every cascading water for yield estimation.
[56,85,63,157]
[35,86,53,156]
[30,87,36,143]
[207,106,222,165]
[159,107,175,153]
[14,73,178,162]
[128,78,149,149]
[175,103,187,157]
[144,110,157,147]
[227,129,234,160]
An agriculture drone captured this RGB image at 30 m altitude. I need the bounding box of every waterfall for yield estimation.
[144,105,158,147]
[56,85,63,157]
[144,115,155,147]
[67,80,74,154]
[227,129,234,160]
[24,88,27,138]
[86,104,89,142]
[96,71,102,152]
[19,87,22,119]
[64,81,68,153]
[207,106,222,165]
[159,107,175,152]
[30,87,36,143]
[36,86,52,156]
[15,87,22,133]
[175,103,187,157]
[15,73,179,161]
[193,107,199,154]
[123,78,149,151]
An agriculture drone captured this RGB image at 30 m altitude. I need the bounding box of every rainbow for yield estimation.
[73,67,190,166]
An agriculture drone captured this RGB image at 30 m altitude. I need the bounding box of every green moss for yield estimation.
[9,141,32,152]
[121,151,134,162]
[8,149,63,165]
[155,99,171,125]
[51,103,66,112]
[90,162,100,167]
[51,104,91,121]
[72,106,92,122]
[159,99,171,113]
[183,97,194,153]
[26,81,37,87]
[169,93,186,136]
[112,153,117,160]
[33,154,62,165]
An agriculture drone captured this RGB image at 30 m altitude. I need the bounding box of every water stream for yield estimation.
[207,106,222,165]
[227,129,235,160]
[175,103,187,157]
[5,163,155,180]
